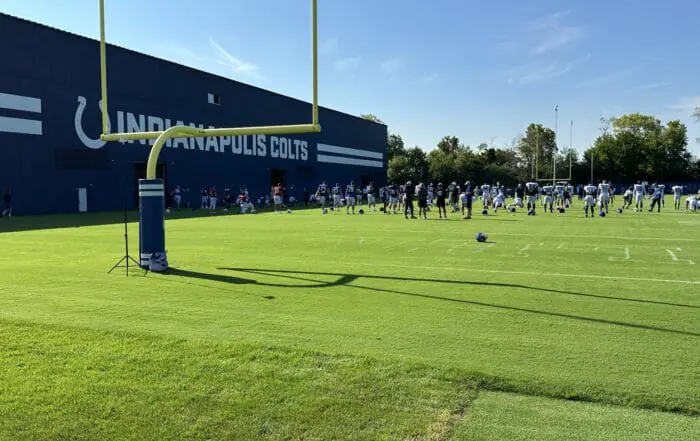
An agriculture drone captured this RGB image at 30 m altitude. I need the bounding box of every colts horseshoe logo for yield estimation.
[75,96,110,149]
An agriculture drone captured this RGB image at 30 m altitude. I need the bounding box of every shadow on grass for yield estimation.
[161,266,699,338]
[0,206,295,234]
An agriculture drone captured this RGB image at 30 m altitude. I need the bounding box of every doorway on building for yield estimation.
[269,168,287,194]
[133,162,167,208]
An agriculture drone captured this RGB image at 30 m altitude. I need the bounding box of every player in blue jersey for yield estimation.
[315,181,329,211]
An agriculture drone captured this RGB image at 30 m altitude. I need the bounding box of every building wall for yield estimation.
[0,14,387,215]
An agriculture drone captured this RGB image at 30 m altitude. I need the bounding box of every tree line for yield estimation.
[362,110,700,186]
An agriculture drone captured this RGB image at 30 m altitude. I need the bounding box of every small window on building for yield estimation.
[208,93,221,105]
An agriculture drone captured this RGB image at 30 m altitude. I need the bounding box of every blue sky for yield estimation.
[4,0,699,155]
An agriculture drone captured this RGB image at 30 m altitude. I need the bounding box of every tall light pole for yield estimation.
[569,120,573,181]
[553,105,559,185]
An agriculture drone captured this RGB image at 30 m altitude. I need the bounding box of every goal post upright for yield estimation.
[97,0,321,271]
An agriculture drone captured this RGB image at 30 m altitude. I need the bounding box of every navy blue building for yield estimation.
[0,13,387,215]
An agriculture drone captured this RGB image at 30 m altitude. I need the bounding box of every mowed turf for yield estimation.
[0,198,698,440]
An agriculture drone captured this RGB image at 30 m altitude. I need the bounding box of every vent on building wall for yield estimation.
[207,93,221,105]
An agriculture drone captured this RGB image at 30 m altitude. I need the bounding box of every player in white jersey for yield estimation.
[686,195,698,213]
[554,184,565,207]
[657,184,666,208]
[623,187,633,209]
[583,183,597,218]
[633,181,646,210]
[597,180,611,213]
[480,184,491,209]
[493,189,505,212]
[672,185,683,210]
[541,185,554,213]
[345,181,357,214]
[525,182,539,213]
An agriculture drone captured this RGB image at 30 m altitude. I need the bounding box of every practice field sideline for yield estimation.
[0,202,698,440]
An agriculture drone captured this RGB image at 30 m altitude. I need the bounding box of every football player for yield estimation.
[649,184,662,213]
[481,183,492,210]
[389,183,399,214]
[542,184,554,213]
[672,184,684,211]
[598,180,611,213]
[463,181,473,219]
[427,183,435,209]
[315,181,329,211]
[366,182,377,212]
[686,194,698,213]
[345,181,357,214]
[332,182,342,210]
[435,182,448,219]
[562,183,571,208]
[525,181,539,214]
[658,184,666,208]
[493,188,505,212]
[404,181,416,219]
[448,182,459,212]
[508,183,525,211]
[633,181,646,211]
[416,183,429,220]
[583,183,597,218]
[554,183,565,207]
[623,187,633,209]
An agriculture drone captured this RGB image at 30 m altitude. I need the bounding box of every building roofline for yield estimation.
[0,12,387,128]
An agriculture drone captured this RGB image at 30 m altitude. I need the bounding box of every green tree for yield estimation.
[404,147,429,183]
[387,133,405,161]
[587,114,693,182]
[516,124,557,180]
[387,154,409,184]
[428,148,460,184]
[360,114,384,124]
[436,136,463,154]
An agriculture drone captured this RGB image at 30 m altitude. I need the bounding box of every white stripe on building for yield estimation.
[0,116,43,135]
[317,143,383,160]
[0,93,42,113]
[317,154,383,168]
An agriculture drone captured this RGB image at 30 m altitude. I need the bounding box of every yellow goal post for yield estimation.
[97,0,321,180]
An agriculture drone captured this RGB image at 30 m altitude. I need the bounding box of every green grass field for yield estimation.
[1,197,698,440]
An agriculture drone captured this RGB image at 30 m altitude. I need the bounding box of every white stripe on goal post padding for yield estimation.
[317,143,383,159]
[139,184,164,190]
[139,191,164,197]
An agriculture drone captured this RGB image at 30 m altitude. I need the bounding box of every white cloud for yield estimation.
[666,96,700,112]
[320,38,338,56]
[380,58,401,74]
[632,82,670,90]
[509,54,591,84]
[501,10,586,55]
[334,56,361,71]
[208,37,262,79]
[577,67,638,88]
